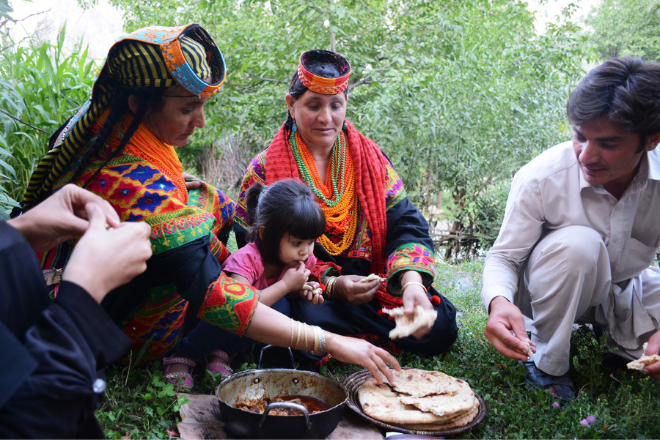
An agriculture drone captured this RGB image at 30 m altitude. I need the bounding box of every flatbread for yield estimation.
[385,368,461,397]
[383,306,438,339]
[360,273,386,283]
[358,377,446,424]
[627,342,660,371]
[301,284,323,296]
[525,340,533,358]
[397,399,479,431]
[399,380,474,418]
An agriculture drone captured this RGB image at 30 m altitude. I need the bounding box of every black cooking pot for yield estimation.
[216,346,347,439]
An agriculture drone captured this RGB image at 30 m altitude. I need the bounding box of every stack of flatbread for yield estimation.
[358,369,480,432]
[627,342,660,371]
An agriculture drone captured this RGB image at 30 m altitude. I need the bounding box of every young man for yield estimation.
[482,57,660,402]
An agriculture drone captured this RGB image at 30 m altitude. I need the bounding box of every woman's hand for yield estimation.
[9,184,120,252]
[62,203,152,303]
[333,275,380,305]
[326,332,401,383]
[402,283,435,339]
[183,171,203,190]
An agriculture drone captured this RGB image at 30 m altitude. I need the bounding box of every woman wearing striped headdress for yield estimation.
[234,50,459,365]
[21,25,401,389]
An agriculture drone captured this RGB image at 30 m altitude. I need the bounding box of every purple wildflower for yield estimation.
[586,415,596,425]
[580,419,589,426]
[552,402,560,408]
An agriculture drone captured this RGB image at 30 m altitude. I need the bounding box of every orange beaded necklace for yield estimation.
[291,130,358,255]
[124,118,188,203]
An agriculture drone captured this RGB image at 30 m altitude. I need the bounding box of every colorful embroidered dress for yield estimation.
[40,136,257,363]
[24,24,260,364]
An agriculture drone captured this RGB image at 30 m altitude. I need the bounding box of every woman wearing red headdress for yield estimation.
[234,50,459,364]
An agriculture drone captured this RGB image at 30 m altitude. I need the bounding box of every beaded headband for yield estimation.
[297,50,351,95]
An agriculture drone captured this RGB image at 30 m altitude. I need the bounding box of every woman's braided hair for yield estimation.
[67,84,166,189]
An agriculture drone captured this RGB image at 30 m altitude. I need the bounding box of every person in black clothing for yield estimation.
[0,184,152,438]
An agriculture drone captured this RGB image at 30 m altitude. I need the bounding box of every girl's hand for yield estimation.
[299,281,324,304]
[325,332,401,383]
[282,261,311,292]
[334,275,380,305]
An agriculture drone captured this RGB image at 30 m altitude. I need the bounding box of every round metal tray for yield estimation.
[341,369,486,436]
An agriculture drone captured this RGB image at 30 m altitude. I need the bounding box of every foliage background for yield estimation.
[0,0,98,218]
[1,0,658,239]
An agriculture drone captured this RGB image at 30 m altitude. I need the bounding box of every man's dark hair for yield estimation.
[245,180,326,265]
[567,57,660,152]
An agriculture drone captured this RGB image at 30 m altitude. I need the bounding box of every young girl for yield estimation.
[164,180,330,388]
[223,180,327,304]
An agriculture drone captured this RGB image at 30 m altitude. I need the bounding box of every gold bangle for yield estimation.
[289,319,295,348]
[304,323,308,351]
[294,321,302,350]
[325,276,337,299]
[401,281,427,292]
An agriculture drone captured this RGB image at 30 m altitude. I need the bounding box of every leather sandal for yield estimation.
[163,355,196,390]
[520,360,576,404]
[206,349,233,381]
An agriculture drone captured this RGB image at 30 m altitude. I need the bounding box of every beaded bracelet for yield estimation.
[313,326,320,355]
[401,281,427,292]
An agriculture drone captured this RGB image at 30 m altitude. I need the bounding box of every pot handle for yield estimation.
[258,344,296,370]
[258,402,311,430]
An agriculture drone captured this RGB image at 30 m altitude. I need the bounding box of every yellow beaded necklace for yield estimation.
[291,131,359,255]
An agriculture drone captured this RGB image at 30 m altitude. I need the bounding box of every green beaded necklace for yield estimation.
[290,130,348,207]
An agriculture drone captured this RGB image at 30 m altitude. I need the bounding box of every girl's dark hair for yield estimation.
[246,180,326,265]
[284,60,349,133]
[68,84,166,189]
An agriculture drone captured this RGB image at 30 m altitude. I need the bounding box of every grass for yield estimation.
[98,257,660,439]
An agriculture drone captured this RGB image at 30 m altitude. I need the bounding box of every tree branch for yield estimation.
[0,109,50,134]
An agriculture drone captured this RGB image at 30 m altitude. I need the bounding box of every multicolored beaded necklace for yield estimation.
[290,130,358,255]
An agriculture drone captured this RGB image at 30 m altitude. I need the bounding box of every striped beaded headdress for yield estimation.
[297,50,351,95]
[23,23,226,209]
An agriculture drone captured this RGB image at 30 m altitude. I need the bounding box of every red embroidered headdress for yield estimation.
[297,50,351,95]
